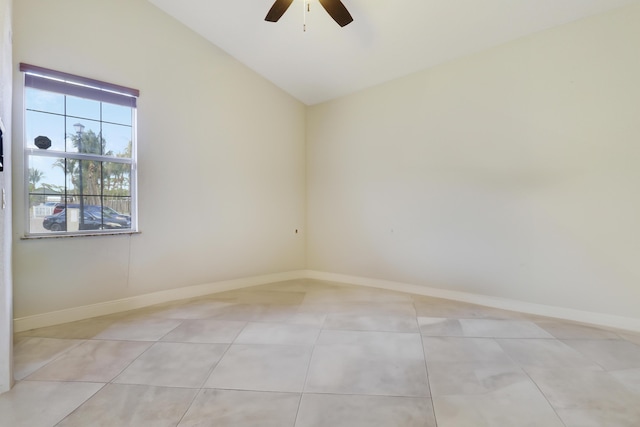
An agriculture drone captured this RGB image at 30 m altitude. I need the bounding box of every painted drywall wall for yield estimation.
[307,4,640,319]
[12,0,306,317]
[0,0,12,393]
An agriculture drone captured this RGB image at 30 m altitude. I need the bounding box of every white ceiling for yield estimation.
[148,0,637,105]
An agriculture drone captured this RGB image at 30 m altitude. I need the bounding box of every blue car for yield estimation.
[43,209,131,231]
[53,203,131,221]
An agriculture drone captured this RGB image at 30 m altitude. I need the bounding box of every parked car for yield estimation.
[43,209,131,231]
[53,203,130,221]
[52,203,71,215]
[99,206,131,221]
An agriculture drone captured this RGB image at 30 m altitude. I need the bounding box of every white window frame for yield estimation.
[20,63,139,237]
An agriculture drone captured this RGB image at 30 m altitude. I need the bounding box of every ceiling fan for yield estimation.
[265,0,354,27]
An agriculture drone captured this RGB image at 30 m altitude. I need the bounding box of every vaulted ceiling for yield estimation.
[148,0,637,105]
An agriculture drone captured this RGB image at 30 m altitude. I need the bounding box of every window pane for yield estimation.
[28,155,66,196]
[102,103,132,126]
[102,197,131,217]
[66,120,102,154]
[26,88,64,114]
[30,195,64,233]
[66,95,100,120]
[76,198,103,231]
[103,162,130,198]
[102,123,132,157]
[97,197,131,230]
[26,110,65,151]
[28,155,67,234]
[67,160,102,201]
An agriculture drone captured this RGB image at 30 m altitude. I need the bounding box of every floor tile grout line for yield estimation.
[520,366,569,427]
[19,378,109,385]
[556,339,612,372]
[173,386,204,427]
[197,341,234,389]
[154,318,188,342]
[51,382,109,427]
[291,390,432,398]
[15,336,87,381]
[293,296,326,427]
[494,336,612,373]
[415,300,439,427]
[102,339,157,386]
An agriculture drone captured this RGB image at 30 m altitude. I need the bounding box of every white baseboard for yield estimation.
[13,270,307,333]
[303,270,640,333]
[14,269,640,333]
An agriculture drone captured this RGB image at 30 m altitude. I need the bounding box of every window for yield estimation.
[21,63,139,236]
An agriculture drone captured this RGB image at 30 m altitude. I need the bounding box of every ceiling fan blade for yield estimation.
[265,0,295,22]
[318,0,353,27]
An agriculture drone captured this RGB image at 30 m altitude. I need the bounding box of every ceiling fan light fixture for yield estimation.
[265,0,295,23]
[265,0,353,28]
[318,0,353,27]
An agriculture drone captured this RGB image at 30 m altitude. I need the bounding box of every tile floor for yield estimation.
[3,279,640,427]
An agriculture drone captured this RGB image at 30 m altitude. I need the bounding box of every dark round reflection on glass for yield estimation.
[34,135,51,150]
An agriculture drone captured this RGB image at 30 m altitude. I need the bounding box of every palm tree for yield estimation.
[28,167,45,192]
[104,141,131,195]
[54,129,113,205]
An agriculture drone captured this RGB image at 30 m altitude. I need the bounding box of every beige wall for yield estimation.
[12,0,306,317]
[307,4,640,319]
[0,0,12,393]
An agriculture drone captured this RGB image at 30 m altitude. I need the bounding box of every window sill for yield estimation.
[21,230,141,240]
